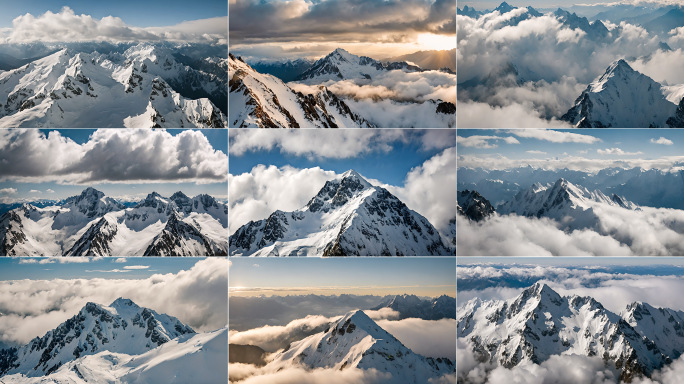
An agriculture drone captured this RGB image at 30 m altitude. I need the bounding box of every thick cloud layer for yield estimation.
[229,315,338,352]
[457,7,682,126]
[377,318,456,360]
[2,7,226,44]
[0,129,228,184]
[0,258,228,347]
[458,201,684,256]
[231,365,394,384]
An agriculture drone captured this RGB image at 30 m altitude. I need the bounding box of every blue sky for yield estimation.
[230,130,455,186]
[458,129,684,170]
[0,257,203,280]
[230,257,456,297]
[0,1,227,28]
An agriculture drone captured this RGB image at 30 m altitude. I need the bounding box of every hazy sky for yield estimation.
[458,129,684,171]
[229,0,456,60]
[0,129,228,203]
[229,257,456,297]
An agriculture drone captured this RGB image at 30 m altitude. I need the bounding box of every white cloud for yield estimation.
[0,129,227,184]
[377,318,456,360]
[28,190,41,194]
[114,258,127,263]
[457,153,684,172]
[651,137,674,145]
[0,188,17,195]
[3,7,226,44]
[597,147,643,155]
[508,129,601,144]
[231,365,393,384]
[457,135,519,149]
[457,101,573,128]
[123,265,149,270]
[229,315,338,352]
[458,201,684,256]
[0,258,227,346]
[526,150,547,155]
[45,189,55,193]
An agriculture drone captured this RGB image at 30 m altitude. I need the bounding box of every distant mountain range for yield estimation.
[459,283,684,381]
[230,170,453,256]
[0,187,228,256]
[0,298,226,383]
[0,43,227,127]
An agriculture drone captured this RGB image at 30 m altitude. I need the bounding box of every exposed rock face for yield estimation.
[457,190,494,222]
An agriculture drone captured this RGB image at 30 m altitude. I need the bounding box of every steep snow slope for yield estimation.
[561,59,676,127]
[268,310,454,383]
[0,45,226,127]
[229,170,452,256]
[229,54,373,127]
[0,298,194,378]
[1,327,227,384]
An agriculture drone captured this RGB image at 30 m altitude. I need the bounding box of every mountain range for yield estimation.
[266,309,455,384]
[0,187,228,256]
[0,298,227,383]
[372,294,456,320]
[0,43,227,127]
[458,178,638,229]
[458,166,684,209]
[229,170,453,256]
[229,48,456,128]
[458,282,684,381]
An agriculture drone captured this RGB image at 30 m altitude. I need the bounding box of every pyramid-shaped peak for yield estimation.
[170,191,190,200]
[79,187,105,199]
[339,169,372,186]
[608,59,633,73]
[496,1,516,13]
[110,297,139,309]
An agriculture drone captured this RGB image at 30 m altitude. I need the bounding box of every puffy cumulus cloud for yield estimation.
[457,101,573,128]
[233,366,393,384]
[229,146,456,235]
[228,165,337,234]
[230,0,454,45]
[229,315,337,352]
[651,137,674,145]
[0,188,17,195]
[3,7,226,44]
[383,147,456,233]
[0,129,227,184]
[230,363,262,382]
[460,203,684,256]
[364,307,401,321]
[229,129,406,158]
[457,8,675,126]
[457,135,519,149]
[377,318,456,360]
[457,153,684,172]
[0,258,227,346]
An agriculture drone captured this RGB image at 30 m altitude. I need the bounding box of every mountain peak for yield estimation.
[170,191,190,201]
[79,187,105,200]
[339,169,371,187]
[496,1,516,13]
[110,297,139,309]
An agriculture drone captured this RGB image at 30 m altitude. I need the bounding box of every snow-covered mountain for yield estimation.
[0,189,227,256]
[229,170,452,256]
[458,166,684,210]
[0,44,226,127]
[268,310,454,383]
[373,294,456,320]
[295,48,422,84]
[458,283,684,381]
[561,59,677,127]
[229,54,373,127]
[249,58,315,82]
[496,178,638,229]
[383,49,456,72]
[0,298,195,378]
[457,190,494,222]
